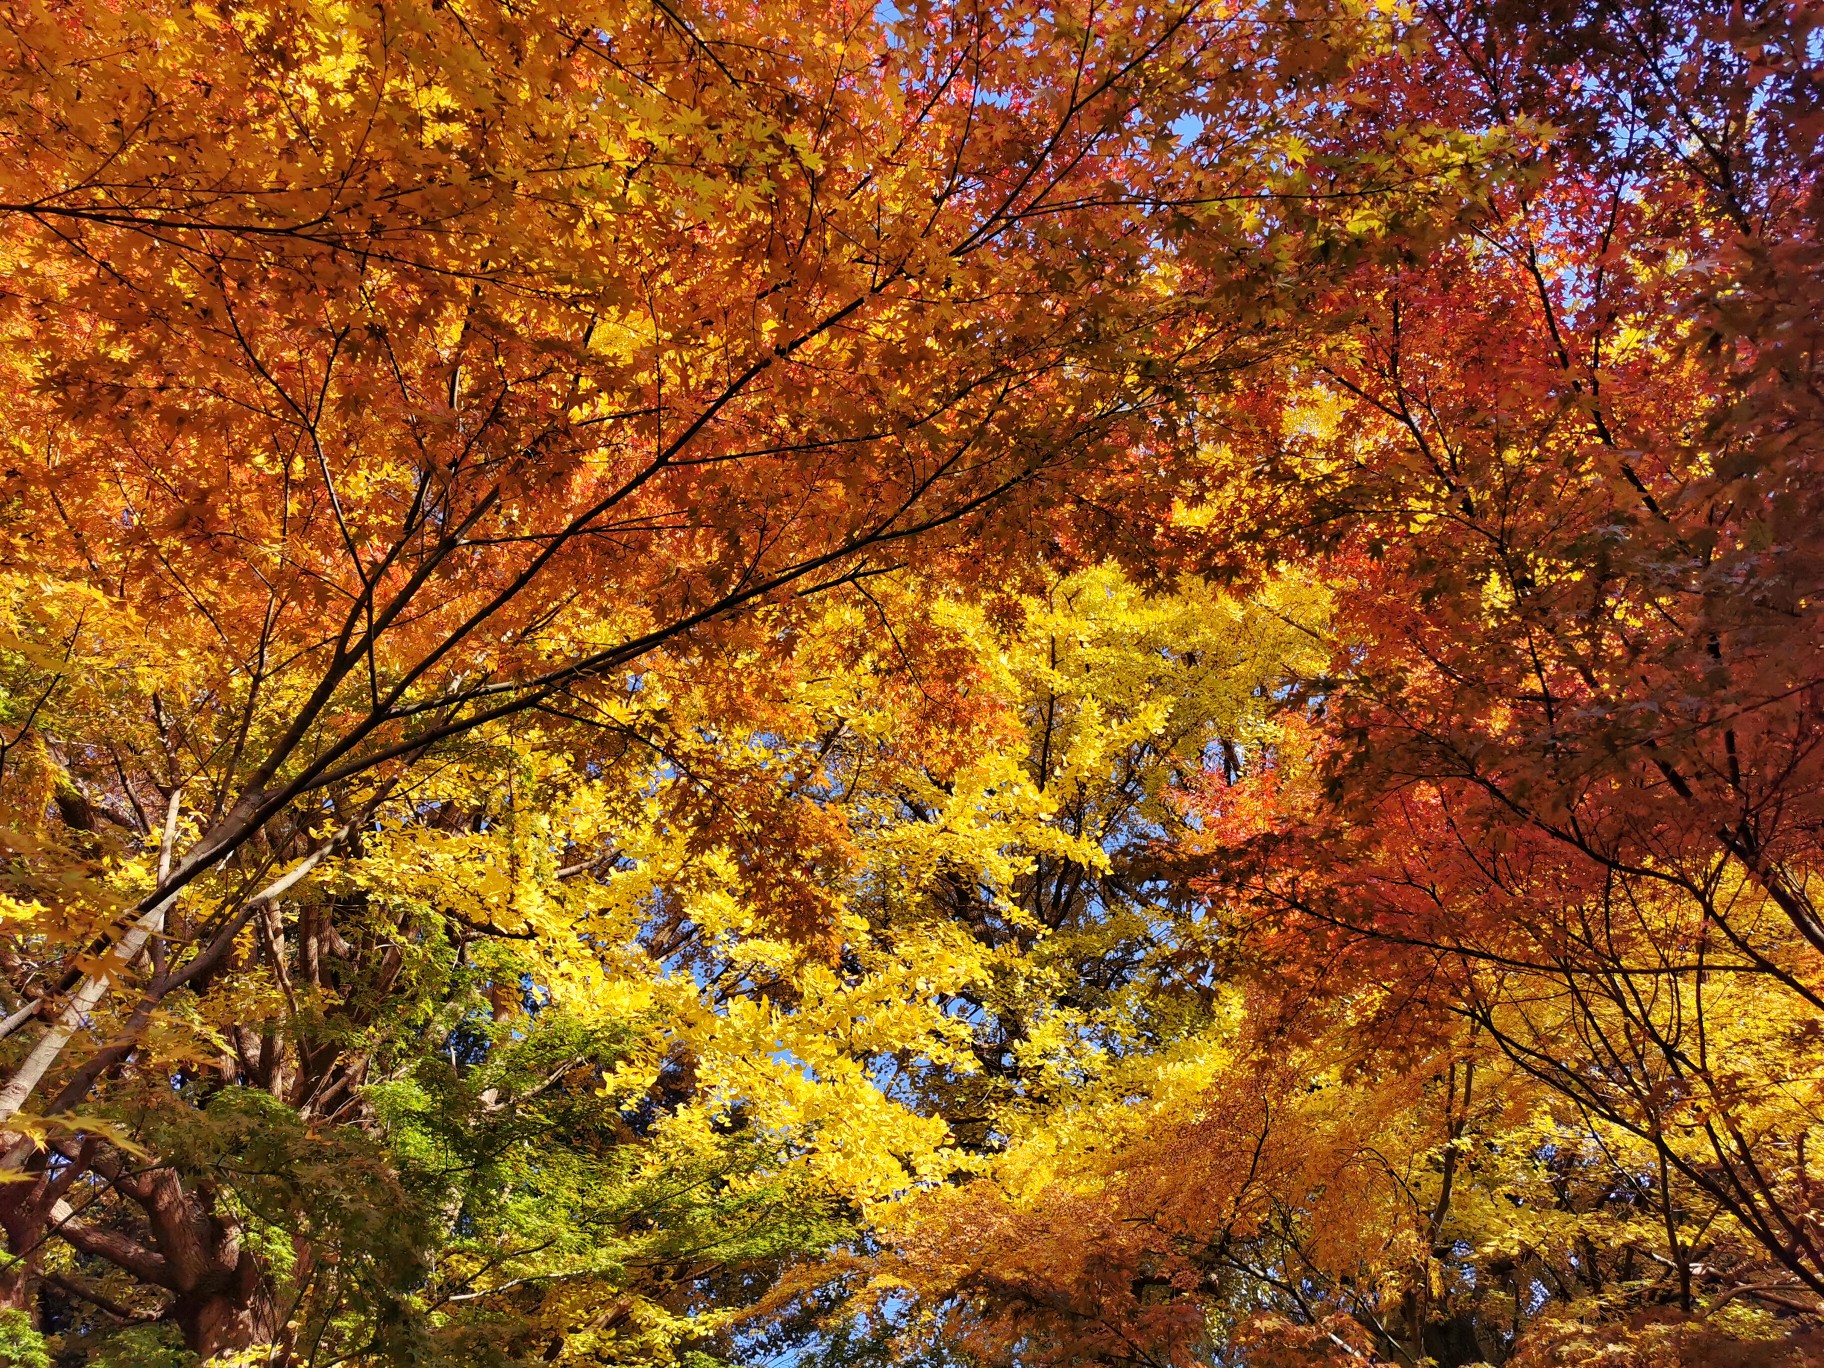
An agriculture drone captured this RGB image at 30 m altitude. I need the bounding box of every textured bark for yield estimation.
[171,1247,273,1361]
[43,1155,278,1357]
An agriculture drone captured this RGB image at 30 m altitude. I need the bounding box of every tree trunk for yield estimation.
[172,1249,271,1360]
[165,1191,274,1361]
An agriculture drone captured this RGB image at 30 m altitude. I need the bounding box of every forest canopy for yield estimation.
[0,0,1819,1363]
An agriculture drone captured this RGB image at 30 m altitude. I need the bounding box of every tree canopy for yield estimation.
[0,0,1819,1363]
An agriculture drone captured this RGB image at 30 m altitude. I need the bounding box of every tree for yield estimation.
[817,6,1824,1362]
[0,554,1334,1362]
[0,0,1499,1355]
[1197,0,1824,1340]
[687,563,1344,1368]
[14,1,1800,1363]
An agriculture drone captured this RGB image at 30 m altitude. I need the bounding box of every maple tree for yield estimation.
[0,0,1497,1357]
[0,0,1817,1364]
[798,3,1824,1367]
[1168,0,1824,1360]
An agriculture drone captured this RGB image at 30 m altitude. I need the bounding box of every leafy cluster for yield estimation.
[0,0,1818,1365]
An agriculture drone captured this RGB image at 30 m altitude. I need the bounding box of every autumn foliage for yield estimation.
[0,0,1817,1363]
